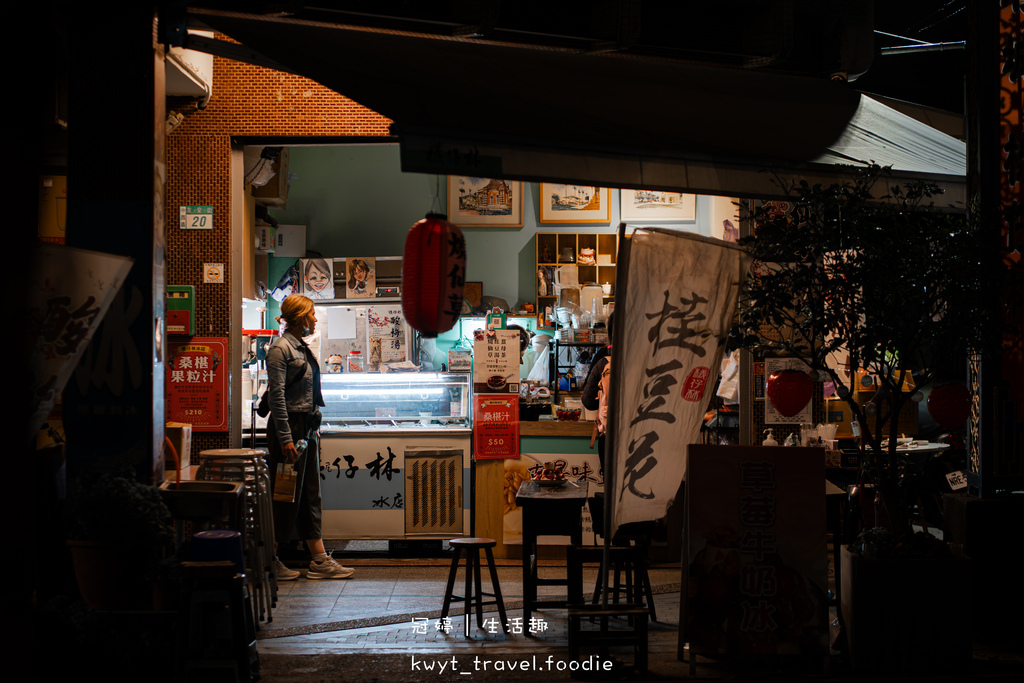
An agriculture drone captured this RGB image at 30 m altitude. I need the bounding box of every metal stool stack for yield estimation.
[441,537,508,636]
[198,448,278,624]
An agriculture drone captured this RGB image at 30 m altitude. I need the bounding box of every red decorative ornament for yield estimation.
[927,383,971,431]
[401,213,467,338]
[766,369,814,417]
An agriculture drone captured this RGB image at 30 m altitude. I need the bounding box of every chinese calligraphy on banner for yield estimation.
[683,445,828,660]
[473,396,519,459]
[166,337,228,431]
[28,243,133,440]
[610,227,751,538]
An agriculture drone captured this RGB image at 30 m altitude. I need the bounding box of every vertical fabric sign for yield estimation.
[28,243,133,440]
[609,228,751,537]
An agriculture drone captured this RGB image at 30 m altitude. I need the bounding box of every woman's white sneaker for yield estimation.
[274,558,301,581]
[306,556,355,580]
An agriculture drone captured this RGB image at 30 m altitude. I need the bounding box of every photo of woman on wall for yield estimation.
[301,257,335,299]
[346,257,375,298]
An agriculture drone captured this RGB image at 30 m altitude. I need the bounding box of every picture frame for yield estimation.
[538,184,610,224]
[300,257,336,300]
[447,176,524,227]
[464,281,483,308]
[620,189,696,222]
[345,257,376,299]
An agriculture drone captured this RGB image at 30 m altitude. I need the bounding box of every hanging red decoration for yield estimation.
[401,213,466,338]
[927,383,971,431]
[766,369,814,417]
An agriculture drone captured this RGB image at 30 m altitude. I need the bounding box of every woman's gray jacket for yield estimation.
[265,331,315,445]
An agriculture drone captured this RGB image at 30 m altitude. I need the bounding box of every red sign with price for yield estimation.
[166,337,229,431]
[473,396,519,459]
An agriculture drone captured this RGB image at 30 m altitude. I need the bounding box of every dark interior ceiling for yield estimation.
[180,0,968,114]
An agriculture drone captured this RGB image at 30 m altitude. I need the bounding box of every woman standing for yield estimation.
[266,294,355,580]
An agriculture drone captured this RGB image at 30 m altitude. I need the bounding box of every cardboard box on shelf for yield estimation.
[165,422,192,472]
[826,393,918,440]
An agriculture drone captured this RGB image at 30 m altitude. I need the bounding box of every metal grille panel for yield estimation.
[405,449,463,534]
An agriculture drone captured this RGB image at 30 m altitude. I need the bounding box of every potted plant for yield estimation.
[734,165,992,672]
[65,470,176,610]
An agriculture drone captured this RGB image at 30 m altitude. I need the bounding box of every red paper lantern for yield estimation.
[401,213,466,338]
[766,369,814,417]
[927,383,971,431]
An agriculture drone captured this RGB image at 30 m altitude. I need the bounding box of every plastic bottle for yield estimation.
[762,428,778,446]
[295,439,308,456]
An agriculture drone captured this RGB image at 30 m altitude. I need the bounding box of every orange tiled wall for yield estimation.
[167,39,392,450]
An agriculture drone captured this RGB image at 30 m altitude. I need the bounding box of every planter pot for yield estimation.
[839,544,972,673]
[67,540,151,610]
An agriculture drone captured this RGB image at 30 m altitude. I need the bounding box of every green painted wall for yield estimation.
[261,144,716,325]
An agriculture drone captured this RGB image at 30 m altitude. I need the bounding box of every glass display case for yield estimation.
[320,371,472,433]
[317,371,473,539]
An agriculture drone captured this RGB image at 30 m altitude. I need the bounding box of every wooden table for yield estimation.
[515,480,589,628]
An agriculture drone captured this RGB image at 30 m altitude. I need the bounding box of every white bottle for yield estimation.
[762,428,778,446]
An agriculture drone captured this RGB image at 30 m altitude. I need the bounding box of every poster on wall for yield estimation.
[683,445,828,660]
[502,452,605,546]
[473,396,519,459]
[166,337,229,431]
[300,257,335,300]
[346,257,375,298]
[367,305,408,369]
[473,329,520,395]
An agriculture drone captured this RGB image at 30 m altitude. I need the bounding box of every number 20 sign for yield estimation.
[180,205,213,230]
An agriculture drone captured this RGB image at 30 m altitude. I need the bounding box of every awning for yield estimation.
[190,10,966,204]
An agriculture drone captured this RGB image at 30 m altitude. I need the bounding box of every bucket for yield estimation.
[192,529,246,575]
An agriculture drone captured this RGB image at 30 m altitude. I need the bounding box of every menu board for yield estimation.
[473,329,520,395]
[166,337,229,431]
[473,396,519,459]
[683,445,828,661]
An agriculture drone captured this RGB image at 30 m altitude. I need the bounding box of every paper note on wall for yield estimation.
[327,307,357,339]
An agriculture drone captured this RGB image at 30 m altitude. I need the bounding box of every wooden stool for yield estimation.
[441,538,508,636]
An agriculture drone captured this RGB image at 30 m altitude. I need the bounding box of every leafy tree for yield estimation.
[736,165,992,537]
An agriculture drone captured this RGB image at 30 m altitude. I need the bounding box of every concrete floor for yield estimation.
[253,544,1023,682]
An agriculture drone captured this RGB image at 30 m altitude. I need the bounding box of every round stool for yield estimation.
[192,529,246,575]
[442,538,508,636]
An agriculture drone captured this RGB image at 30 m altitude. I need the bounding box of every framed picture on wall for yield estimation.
[300,257,336,300]
[447,176,524,227]
[464,281,483,308]
[538,184,610,224]
[620,189,696,222]
[345,257,376,298]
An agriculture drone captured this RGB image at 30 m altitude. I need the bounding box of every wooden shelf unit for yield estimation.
[535,232,617,326]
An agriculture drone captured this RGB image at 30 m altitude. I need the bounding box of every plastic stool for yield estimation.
[180,561,259,681]
[441,538,508,636]
[192,529,246,575]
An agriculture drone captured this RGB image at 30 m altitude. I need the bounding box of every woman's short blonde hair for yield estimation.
[277,294,314,328]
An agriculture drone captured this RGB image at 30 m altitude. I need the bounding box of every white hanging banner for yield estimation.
[609,227,751,538]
